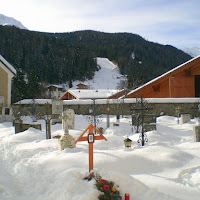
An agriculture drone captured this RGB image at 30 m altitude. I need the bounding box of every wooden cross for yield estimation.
[75,124,107,172]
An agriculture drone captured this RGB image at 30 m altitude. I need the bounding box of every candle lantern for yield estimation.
[124,138,132,148]
[125,193,130,200]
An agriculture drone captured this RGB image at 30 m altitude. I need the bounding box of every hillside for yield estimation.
[71,57,126,89]
[0,26,191,101]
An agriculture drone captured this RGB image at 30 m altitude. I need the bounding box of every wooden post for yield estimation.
[89,142,93,171]
[75,124,107,172]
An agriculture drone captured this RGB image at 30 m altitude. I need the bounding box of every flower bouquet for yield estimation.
[95,176,122,200]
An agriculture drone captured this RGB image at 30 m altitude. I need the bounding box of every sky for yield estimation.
[0,0,200,48]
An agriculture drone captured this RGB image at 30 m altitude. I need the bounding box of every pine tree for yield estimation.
[27,69,40,99]
[11,69,27,103]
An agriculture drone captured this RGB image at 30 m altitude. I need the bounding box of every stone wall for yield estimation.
[12,98,200,118]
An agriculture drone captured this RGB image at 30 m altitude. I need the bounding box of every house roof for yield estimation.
[125,55,200,98]
[76,83,88,86]
[108,89,130,99]
[0,54,16,76]
[47,84,64,89]
[60,89,119,100]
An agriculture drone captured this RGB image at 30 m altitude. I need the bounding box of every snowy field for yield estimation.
[0,115,200,200]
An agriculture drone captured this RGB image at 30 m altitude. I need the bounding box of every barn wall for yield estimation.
[128,79,170,98]
[128,61,200,98]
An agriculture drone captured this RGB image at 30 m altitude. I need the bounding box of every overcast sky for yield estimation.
[0,0,200,48]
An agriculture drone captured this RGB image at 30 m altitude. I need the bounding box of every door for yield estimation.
[195,75,200,97]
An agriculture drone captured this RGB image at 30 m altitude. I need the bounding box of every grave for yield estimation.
[131,97,155,146]
[58,109,76,150]
[15,123,41,134]
[193,125,200,142]
[52,99,63,124]
[60,109,75,130]
[58,134,76,150]
[180,114,191,124]
[144,123,156,131]
[75,124,107,172]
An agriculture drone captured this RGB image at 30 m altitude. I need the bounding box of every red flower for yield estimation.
[103,185,110,191]
[100,179,106,184]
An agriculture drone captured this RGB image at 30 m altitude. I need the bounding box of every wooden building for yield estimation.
[59,89,119,100]
[126,56,200,98]
[108,89,130,99]
[47,85,64,99]
[76,83,90,89]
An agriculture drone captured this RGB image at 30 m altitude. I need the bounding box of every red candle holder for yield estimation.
[125,193,130,200]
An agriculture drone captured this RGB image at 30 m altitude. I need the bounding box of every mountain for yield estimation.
[0,26,192,101]
[0,14,27,30]
[182,47,200,57]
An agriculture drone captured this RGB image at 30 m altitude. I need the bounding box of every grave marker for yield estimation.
[37,102,60,139]
[58,109,76,150]
[75,124,107,172]
[52,99,63,124]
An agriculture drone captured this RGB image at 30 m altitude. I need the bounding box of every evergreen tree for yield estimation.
[27,69,40,99]
[11,69,27,103]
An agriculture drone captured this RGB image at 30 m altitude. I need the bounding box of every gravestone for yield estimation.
[58,109,76,150]
[61,109,75,130]
[144,123,156,131]
[180,114,191,124]
[14,123,41,134]
[52,99,63,124]
[193,125,200,142]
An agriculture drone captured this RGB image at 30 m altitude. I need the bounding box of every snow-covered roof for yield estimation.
[47,84,64,89]
[63,89,119,99]
[0,54,17,76]
[126,55,200,97]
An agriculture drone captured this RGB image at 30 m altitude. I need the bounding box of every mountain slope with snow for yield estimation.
[0,14,27,30]
[71,57,127,90]
[182,47,200,57]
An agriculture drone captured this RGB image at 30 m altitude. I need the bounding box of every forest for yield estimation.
[0,26,191,102]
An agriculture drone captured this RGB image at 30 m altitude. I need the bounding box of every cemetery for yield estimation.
[0,55,200,200]
[0,96,200,200]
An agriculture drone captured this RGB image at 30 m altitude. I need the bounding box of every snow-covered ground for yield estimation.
[0,115,200,200]
[71,57,126,90]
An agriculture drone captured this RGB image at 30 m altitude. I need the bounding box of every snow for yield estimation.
[15,97,200,105]
[71,57,127,90]
[0,14,27,30]
[182,47,200,57]
[63,89,119,100]
[0,114,200,200]
[0,54,17,76]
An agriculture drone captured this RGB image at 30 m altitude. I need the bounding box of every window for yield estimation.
[4,108,10,115]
